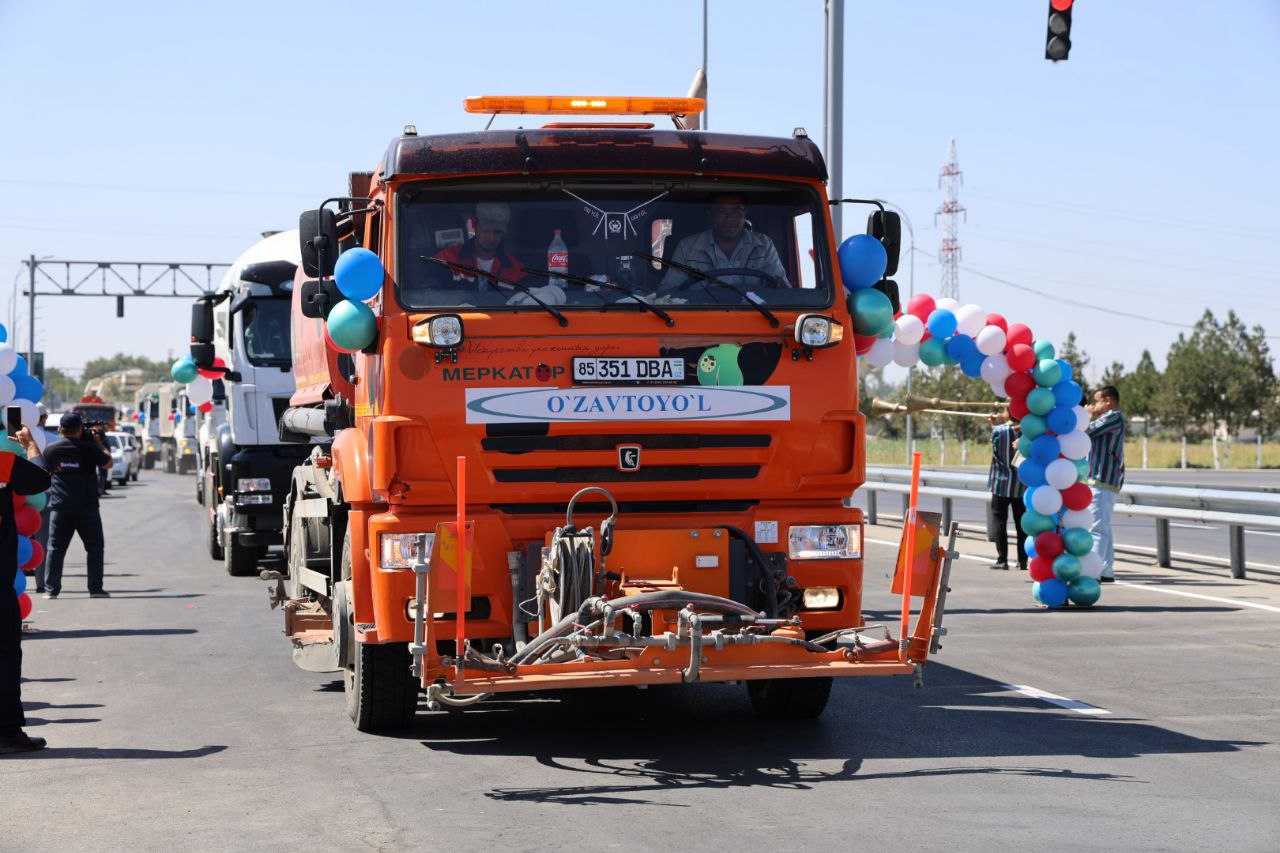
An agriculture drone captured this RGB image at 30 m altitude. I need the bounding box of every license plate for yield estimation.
[572,357,685,385]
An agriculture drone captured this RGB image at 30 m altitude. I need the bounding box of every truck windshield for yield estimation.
[241,298,292,366]
[395,180,832,312]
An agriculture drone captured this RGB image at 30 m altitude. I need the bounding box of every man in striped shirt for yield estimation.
[1086,385,1126,582]
[987,409,1026,570]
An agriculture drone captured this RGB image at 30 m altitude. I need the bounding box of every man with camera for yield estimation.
[38,412,112,600]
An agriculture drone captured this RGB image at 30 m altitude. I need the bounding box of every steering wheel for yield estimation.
[702,266,783,287]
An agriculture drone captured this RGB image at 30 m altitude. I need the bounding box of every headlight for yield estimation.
[234,494,272,505]
[411,314,463,348]
[801,587,842,610]
[795,314,843,349]
[237,477,271,493]
[787,524,861,560]
[380,532,435,569]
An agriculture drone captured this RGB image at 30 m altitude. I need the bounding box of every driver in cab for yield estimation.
[660,193,789,289]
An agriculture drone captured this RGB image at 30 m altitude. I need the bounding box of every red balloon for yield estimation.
[18,593,32,620]
[324,328,359,355]
[1009,398,1030,420]
[1005,372,1036,399]
[1006,323,1033,348]
[198,401,214,413]
[853,333,878,355]
[1028,556,1056,582]
[13,493,25,508]
[21,539,43,572]
[14,504,40,537]
[1062,482,1093,511]
[1007,343,1036,372]
[984,313,1008,332]
[1035,531,1065,560]
[906,294,936,322]
[197,355,228,380]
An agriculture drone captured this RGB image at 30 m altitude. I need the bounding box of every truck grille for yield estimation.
[492,465,760,484]
[481,432,770,454]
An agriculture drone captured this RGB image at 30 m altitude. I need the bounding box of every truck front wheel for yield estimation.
[224,533,257,577]
[205,486,223,561]
[746,677,833,720]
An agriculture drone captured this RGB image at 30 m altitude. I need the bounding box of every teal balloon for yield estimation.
[171,357,198,384]
[838,234,888,290]
[918,337,947,366]
[326,299,378,351]
[1068,576,1102,606]
[1021,413,1048,439]
[1033,358,1063,387]
[877,324,895,339]
[24,491,47,512]
[1053,553,1082,582]
[1034,578,1069,607]
[1033,338,1056,360]
[334,248,385,301]
[1016,434,1034,459]
[1026,387,1055,416]
[851,288,894,336]
[1062,527,1093,556]
[0,435,25,457]
[1020,510,1056,535]
[1074,458,1090,479]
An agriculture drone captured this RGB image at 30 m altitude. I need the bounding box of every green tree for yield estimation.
[43,366,83,409]
[1058,332,1091,388]
[82,353,169,384]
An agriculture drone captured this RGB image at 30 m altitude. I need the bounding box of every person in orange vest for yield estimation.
[1,426,52,754]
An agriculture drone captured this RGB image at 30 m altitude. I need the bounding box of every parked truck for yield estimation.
[156,382,198,474]
[189,231,310,576]
[134,383,163,468]
[272,95,952,733]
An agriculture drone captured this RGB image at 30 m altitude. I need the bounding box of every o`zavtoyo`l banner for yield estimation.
[465,386,791,424]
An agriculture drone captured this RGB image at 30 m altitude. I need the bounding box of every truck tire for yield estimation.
[205,482,223,561]
[163,447,176,474]
[143,454,155,470]
[224,534,258,577]
[341,530,418,732]
[131,468,139,482]
[285,501,307,600]
[746,677,833,720]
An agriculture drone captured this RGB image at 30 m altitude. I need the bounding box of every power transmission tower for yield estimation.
[935,138,965,300]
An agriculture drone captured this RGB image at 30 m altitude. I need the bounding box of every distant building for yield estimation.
[84,367,147,402]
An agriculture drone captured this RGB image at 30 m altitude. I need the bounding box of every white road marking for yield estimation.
[1170,522,1218,530]
[1001,684,1111,716]
[1248,530,1280,538]
[1114,581,1280,614]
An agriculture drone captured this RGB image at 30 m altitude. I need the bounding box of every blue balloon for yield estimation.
[1030,434,1060,464]
[926,309,957,339]
[944,334,976,362]
[1018,458,1047,488]
[960,354,984,378]
[1033,578,1069,607]
[334,248,386,302]
[1022,486,1039,511]
[16,536,32,569]
[327,298,378,352]
[1055,359,1074,384]
[13,374,42,402]
[10,354,27,377]
[14,569,26,595]
[1024,536,1038,559]
[0,322,7,343]
[1052,380,1083,408]
[837,234,888,290]
[1047,405,1077,436]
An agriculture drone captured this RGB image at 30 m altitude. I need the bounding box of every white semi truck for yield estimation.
[189,230,309,576]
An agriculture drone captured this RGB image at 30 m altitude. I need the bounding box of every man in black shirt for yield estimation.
[1,426,53,754]
[38,413,111,599]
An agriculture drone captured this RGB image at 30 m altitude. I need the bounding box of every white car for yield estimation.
[122,432,142,481]
[104,432,133,486]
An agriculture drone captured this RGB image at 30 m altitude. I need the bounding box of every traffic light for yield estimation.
[1045,0,1073,62]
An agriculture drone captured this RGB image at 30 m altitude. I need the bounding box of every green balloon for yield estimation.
[171,357,198,384]
[697,344,744,387]
[0,435,25,458]
[1067,576,1101,606]
[851,288,894,337]
[1062,526,1093,556]
[1026,387,1055,416]
[1074,457,1091,479]
[1053,553,1082,582]
[25,490,47,512]
[918,337,947,366]
[1033,358,1062,387]
[1020,510,1056,535]
[1016,434,1034,459]
[1033,338,1056,360]
[1021,413,1048,439]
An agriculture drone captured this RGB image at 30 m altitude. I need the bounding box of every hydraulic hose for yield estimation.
[718,525,781,618]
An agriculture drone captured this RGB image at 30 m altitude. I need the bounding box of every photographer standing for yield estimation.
[38,413,112,599]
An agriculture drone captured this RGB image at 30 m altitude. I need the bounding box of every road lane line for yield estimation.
[1001,684,1111,716]
[1171,522,1218,530]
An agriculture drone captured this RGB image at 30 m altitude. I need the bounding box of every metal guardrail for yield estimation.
[858,466,1280,579]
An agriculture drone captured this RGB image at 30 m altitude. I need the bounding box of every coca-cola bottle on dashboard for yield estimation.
[547,229,569,282]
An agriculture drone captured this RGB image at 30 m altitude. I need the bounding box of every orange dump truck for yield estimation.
[272,96,955,732]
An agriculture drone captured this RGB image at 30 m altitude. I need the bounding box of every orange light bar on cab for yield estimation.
[464,95,705,116]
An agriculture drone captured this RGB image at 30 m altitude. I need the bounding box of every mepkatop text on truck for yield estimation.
[269,95,956,733]
[188,231,311,577]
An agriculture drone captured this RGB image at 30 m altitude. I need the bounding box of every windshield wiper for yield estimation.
[631,252,779,328]
[419,256,568,327]
[521,265,674,328]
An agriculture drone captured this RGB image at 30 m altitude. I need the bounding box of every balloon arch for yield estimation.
[841,234,1103,608]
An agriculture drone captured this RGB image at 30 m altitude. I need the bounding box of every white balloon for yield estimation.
[1058,429,1091,460]
[980,354,1011,386]
[1073,405,1091,432]
[1045,457,1079,490]
[1078,549,1103,579]
[185,376,213,406]
[16,398,37,428]
[989,379,1009,399]
[892,340,920,368]
[0,344,15,375]
[894,313,925,346]
[935,297,960,314]
[1062,508,1093,529]
[0,375,13,407]
[1031,485,1063,516]
[864,337,895,368]
[955,303,986,337]
[975,325,1008,356]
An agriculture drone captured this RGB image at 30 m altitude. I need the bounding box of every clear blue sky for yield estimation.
[2,1,1277,382]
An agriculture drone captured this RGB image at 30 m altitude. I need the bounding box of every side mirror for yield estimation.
[190,342,215,369]
[191,298,215,344]
[299,279,344,320]
[866,211,902,277]
[299,208,339,278]
[873,279,901,315]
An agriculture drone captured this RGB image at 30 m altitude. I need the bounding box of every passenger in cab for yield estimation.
[433,202,527,288]
[660,193,789,289]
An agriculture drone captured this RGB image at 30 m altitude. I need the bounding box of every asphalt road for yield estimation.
[6,471,1279,851]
